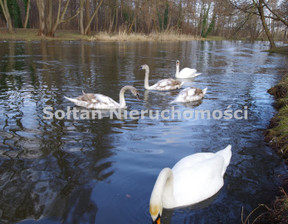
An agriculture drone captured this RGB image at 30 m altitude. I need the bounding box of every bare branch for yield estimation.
[263,1,288,27]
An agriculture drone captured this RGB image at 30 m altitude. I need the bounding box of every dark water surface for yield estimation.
[0,40,287,224]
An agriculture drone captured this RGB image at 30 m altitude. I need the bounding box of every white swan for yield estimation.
[171,87,207,103]
[139,64,184,91]
[64,85,139,109]
[149,145,232,223]
[175,60,201,79]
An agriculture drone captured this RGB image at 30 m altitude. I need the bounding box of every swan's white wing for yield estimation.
[215,145,232,175]
[173,145,231,174]
[86,94,120,109]
[172,152,215,173]
[172,155,225,207]
[173,87,205,102]
[181,68,197,74]
[150,78,183,91]
[64,96,90,108]
[66,93,120,109]
[177,68,200,79]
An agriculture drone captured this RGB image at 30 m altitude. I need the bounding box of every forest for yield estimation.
[0,0,287,47]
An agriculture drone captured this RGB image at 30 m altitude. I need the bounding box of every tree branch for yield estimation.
[84,0,104,35]
[228,0,279,21]
[262,1,288,27]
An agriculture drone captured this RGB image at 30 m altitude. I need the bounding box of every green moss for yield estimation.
[267,46,288,55]
[265,75,288,162]
[257,81,288,223]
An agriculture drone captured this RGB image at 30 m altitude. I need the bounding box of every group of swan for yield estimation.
[64,60,231,223]
[65,60,206,109]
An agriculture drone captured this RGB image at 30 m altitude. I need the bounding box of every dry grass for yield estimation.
[241,187,288,224]
[90,30,204,42]
[241,204,268,224]
[0,28,90,41]
[0,28,220,42]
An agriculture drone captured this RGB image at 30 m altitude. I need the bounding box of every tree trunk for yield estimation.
[79,0,85,35]
[36,0,46,36]
[49,0,80,37]
[84,0,104,35]
[85,0,91,35]
[108,7,115,34]
[23,0,31,29]
[46,0,53,33]
[257,0,276,49]
[0,0,13,33]
[115,5,118,32]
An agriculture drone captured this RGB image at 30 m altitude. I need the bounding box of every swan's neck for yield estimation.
[144,68,150,90]
[150,168,176,209]
[119,87,128,108]
[175,64,180,76]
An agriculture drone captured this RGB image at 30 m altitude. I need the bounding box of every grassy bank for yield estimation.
[0,28,209,42]
[246,74,288,224]
[267,46,288,54]
[89,31,204,41]
[265,75,288,162]
[242,75,288,224]
[0,28,91,41]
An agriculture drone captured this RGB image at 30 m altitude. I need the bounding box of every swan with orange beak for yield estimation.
[149,145,232,223]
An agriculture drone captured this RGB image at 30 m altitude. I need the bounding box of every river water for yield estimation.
[0,40,287,224]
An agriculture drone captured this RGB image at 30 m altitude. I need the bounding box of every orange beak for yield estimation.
[156,217,161,224]
[153,216,161,224]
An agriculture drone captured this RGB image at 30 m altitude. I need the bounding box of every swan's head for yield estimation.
[176,60,180,66]
[139,64,149,71]
[130,86,140,100]
[149,203,162,224]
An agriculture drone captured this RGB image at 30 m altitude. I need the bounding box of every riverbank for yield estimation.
[250,74,288,223]
[0,28,208,42]
[267,46,288,54]
[265,74,288,162]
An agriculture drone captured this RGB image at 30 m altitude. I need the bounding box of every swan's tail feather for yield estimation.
[194,73,202,77]
[64,96,78,103]
[202,88,208,95]
[216,145,232,175]
[169,100,176,104]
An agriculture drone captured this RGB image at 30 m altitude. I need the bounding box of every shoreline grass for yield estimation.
[0,28,220,42]
[265,75,288,161]
[245,74,288,224]
[242,75,288,224]
[266,46,288,54]
[89,30,205,41]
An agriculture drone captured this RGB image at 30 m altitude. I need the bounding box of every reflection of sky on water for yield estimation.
[0,40,287,223]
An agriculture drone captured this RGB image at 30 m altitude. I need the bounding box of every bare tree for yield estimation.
[84,0,104,35]
[36,0,45,36]
[228,0,279,48]
[48,0,81,37]
[263,1,288,27]
[0,0,13,33]
[255,0,276,48]
[79,0,85,34]
[23,0,31,28]
[36,0,81,37]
